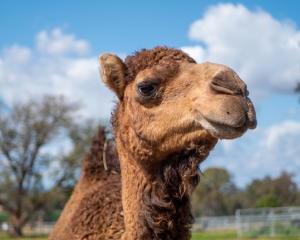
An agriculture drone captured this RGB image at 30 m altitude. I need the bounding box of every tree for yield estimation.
[294,191,300,206]
[296,82,300,102]
[244,172,297,208]
[243,177,271,208]
[0,95,80,237]
[37,119,102,223]
[50,118,100,189]
[192,168,238,216]
[255,194,281,208]
[271,171,297,206]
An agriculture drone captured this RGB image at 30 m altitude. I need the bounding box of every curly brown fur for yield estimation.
[70,128,124,239]
[124,46,196,84]
[71,181,124,240]
[139,142,211,240]
[48,128,124,240]
[109,47,214,240]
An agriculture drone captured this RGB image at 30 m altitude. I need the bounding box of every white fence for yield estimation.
[193,206,300,238]
[236,206,300,238]
[0,221,56,234]
[193,216,236,231]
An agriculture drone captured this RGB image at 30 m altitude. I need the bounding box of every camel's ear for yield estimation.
[99,53,126,99]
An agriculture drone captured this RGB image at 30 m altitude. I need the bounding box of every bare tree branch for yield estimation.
[0,199,15,213]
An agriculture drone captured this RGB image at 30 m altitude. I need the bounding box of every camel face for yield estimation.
[99,48,257,162]
[124,61,256,142]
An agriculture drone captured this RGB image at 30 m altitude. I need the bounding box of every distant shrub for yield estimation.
[255,194,281,208]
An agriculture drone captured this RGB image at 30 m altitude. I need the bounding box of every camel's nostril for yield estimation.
[210,81,235,95]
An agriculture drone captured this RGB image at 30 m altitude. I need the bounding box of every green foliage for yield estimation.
[192,168,299,217]
[49,210,61,221]
[255,194,282,208]
[0,213,11,221]
[244,172,297,208]
[294,191,300,206]
[192,168,238,216]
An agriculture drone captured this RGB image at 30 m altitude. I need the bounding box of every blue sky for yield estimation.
[1,0,300,188]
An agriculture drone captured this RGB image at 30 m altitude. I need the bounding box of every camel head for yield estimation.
[99,47,257,164]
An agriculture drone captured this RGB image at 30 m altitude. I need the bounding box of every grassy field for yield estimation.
[0,231,300,240]
[0,233,48,240]
[191,230,300,240]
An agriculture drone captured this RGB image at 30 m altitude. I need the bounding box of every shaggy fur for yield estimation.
[108,47,219,239]
[48,128,124,240]
[124,46,196,84]
[99,46,256,239]
[51,46,256,240]
[141,142,213,240]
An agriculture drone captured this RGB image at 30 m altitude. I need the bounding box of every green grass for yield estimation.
[0,231,299,240]
[0,233,48,240]
[191,230,300,240]
[191,230,237,239]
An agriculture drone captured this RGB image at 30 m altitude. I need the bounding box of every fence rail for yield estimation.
[236,206,300,238]
[193,206,300,238]
[193,216,237,231]
[0,221,56,234]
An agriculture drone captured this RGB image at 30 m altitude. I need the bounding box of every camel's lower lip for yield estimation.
[205,120,248,139]
[194,111,248,139]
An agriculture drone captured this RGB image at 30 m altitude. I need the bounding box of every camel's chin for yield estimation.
[195,115,248,140]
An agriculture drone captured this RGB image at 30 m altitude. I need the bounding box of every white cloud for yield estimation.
[203,120,300,187]
[36,28,90,55]
[0,29,116,119]
[181,3,300,103]
[256,121,300,165]
[3,45,32,65]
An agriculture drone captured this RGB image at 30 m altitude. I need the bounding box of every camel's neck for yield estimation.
[119,143,211,240]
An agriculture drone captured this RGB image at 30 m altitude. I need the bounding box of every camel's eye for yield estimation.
[139,85,155,95]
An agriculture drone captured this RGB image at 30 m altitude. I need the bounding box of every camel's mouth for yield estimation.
[194,110,249,139]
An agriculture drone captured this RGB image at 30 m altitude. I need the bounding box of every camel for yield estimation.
[99,46,256,239]
[48,128,125,240]
[49,46,256,240]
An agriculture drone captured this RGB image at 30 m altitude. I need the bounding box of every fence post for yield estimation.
[236,209,242,238]
[270,208,275,237]
[38,210,43,234]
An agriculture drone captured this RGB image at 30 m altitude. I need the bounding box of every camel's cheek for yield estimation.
[129,97,195,143]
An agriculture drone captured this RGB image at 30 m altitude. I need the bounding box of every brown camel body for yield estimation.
[48,129,124,240]
[99,47,257,239]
